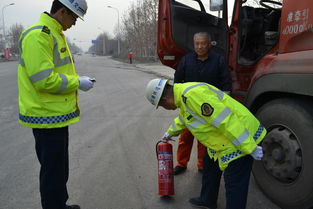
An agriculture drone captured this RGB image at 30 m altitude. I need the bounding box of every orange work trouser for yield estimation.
[176,128,206,170]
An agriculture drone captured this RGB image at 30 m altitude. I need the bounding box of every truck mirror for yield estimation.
[210,0,223,11]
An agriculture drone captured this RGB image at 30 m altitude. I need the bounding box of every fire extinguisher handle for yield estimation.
[155,139,175,158]
[156,140,161,158]
[162,138,175,143]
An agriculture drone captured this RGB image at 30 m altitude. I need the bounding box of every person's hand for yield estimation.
[78,76,94,91]
[250,146,263,160]
[162,132,172,142]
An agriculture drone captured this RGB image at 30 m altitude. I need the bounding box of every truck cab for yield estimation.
[157,0,313,208]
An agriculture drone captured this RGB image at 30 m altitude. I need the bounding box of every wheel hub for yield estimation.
[261,126,302,183]
[271,147,285,162]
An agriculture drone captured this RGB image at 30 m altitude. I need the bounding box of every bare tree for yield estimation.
[121,0,158,60]
[67,38,81,54]
[7,23,24,54]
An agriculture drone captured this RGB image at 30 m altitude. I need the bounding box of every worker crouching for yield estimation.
[145,79,266,209]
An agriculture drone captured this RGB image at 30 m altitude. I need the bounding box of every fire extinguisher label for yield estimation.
[158,152,173,160]
[158,152,173,180]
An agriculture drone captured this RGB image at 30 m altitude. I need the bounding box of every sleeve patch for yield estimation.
[41,26,50,34]
[201,103,214,116]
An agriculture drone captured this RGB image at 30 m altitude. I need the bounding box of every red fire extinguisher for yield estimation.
[156,140,174,196]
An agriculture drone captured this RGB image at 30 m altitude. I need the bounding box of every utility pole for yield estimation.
[107,6,120,56]
[2,3,15,48]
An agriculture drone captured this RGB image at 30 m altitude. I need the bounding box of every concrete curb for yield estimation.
[134,63,174,80]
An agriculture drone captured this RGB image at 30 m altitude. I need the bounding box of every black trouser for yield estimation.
[200,151,253,209]
[33,127,69,209]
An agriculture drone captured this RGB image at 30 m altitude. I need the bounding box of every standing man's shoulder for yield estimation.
[184,51,197,60]
[208,50,221,59]
[208,50,227,66]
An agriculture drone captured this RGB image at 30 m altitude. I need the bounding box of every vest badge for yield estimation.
[60,47,67,53]
[201,103,214,116]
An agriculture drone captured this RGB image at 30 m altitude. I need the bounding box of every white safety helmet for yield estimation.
[59,0,88,20]
[145,79,169,109]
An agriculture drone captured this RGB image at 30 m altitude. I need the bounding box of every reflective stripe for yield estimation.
[232,129,249,146]
[182,83,225,101]
[29,68,52,83]
[57,73,68,93]
[220,124,265,163]
[178,115,185,124]
[182,83,207,96]
[171,120,178,132]
[185,105,206,124]
[188,120,204,130]
[19,26,71,68]
[181,84,230,130]
[19,110,79,124]
[211,107,231,127]
[19,25,45,66]
[221,150,242,163]
[253,124,264,140]
[53,37,71,67]
[19,57,25,66]
[208,86,224,101]
[208,148,217,156]
[184,104,207,130]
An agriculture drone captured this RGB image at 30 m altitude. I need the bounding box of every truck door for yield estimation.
[157,0,229,69]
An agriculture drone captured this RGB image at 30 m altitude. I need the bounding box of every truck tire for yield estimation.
[253,98,313,209]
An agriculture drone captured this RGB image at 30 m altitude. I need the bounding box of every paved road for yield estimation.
[0,55,280,209]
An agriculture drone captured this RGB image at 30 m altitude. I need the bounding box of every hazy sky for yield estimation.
[3,0,134,50]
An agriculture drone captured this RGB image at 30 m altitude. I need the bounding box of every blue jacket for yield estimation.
[174,51,232,91]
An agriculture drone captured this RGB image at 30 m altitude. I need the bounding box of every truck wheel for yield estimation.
[254,98,313,209]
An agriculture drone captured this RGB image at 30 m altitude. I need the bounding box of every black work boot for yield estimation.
[174,166,187,175]
[189,197,217,209]
[65,205,81,209]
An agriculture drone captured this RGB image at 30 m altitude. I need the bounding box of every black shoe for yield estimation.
[189,197,217,209]
[174,166,186,175]
[66,205,80,209]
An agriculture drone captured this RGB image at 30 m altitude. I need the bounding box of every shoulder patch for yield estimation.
[41,26,50,34]
[201,103,214,116]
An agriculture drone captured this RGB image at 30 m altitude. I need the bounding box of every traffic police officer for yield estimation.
[17,1,93,209]
[145,79,266,209]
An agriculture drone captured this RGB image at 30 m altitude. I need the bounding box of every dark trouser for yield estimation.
[200,151,253,209]
[33,127,69,209]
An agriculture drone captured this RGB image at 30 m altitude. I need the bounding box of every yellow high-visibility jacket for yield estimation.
[18,12,80,128]
[167,82,266,170]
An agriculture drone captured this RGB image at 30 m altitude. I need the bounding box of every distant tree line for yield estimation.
[5,23,82,56]
[88,32,118,56]
[7,0,159,59]
[89,0,158,60]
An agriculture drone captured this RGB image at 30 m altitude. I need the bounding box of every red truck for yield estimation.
[157,0,313,208]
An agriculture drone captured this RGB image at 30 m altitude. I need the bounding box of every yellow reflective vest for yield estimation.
[167,82,267,170]
[18,13,80,128]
